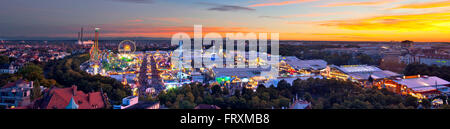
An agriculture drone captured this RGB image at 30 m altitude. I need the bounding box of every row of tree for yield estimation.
[44,54,131,104]
[157,78,420,109]
[403,63,450,81]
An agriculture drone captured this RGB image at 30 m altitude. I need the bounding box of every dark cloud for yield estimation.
[110,0,154,4]
[198,2,255,12]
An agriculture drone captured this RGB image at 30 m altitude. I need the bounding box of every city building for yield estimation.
[113,96,139,109]
[123,102,160,109]
[0,64,17,74]
[289,99,311,109]
[35,85,108,109]
[0,80,33,108]
[379,54,406,73]
[113,96,160,109]
[400,54,450,66]
[416,54,450,66]
[191,72,204,83]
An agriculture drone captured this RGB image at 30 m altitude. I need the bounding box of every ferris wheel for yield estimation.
[118,40,136,54]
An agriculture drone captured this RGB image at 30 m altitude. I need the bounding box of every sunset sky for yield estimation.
[1,0,450,42]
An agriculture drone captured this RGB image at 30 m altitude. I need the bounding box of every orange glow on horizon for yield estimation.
[392,0,450,9]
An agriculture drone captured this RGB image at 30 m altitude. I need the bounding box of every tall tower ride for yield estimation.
[90,28,101,63]
[89,28,101,75]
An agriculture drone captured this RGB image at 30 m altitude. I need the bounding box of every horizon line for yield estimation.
[2,38,450,43]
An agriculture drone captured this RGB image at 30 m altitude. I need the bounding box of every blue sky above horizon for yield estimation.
[1,0,450,42]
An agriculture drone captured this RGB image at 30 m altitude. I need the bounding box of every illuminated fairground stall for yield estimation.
[85,39,141,76]
[83,39,145,95]
[321,65,400,85]
[374,75,450,99]
[198,47,277,90]
[158,40,195,91]
[82,34,200,95]
[279,56,327,77]
[212,67,271,89]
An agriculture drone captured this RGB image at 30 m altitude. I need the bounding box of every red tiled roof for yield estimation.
[3,82,16,88]
[41,86,106,109]
[2,79,28,88]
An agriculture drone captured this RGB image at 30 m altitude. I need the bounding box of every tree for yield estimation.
[0,55,9,65]
[180,101,195,109]
[356,54,376,65]
[204,94,213,104]
[234,89,241,97]
[0,73,17,87]
[156,77,419,109]
[331,103,344,109]
[111,89,127,104]
[421,99,431,109]
[350,99,370,109]
[313,98,324,109]
[303,92,312,102]
[256,84,266,94]
[222,87,230,96]
[195,96,203,104]
[401,40,414,48]
[211,85,222,96]
[279,97,290,108]
[18,64,44,81]
[214,97,225,108]
[403,63,450,81]
[139,95,156,102]
[439,104,450,109]
[31,79,42,100]
[405,96,418,107]
[185,92,195,103]
[260,92,270,101]
[45,54,131,105]
[277,80,290,90]
[250,96,261,108]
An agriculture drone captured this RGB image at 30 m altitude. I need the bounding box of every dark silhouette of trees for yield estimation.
[0,55,10,65]
[31,79,42,101]
[157,78,418,109]
[403,63,450,81]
